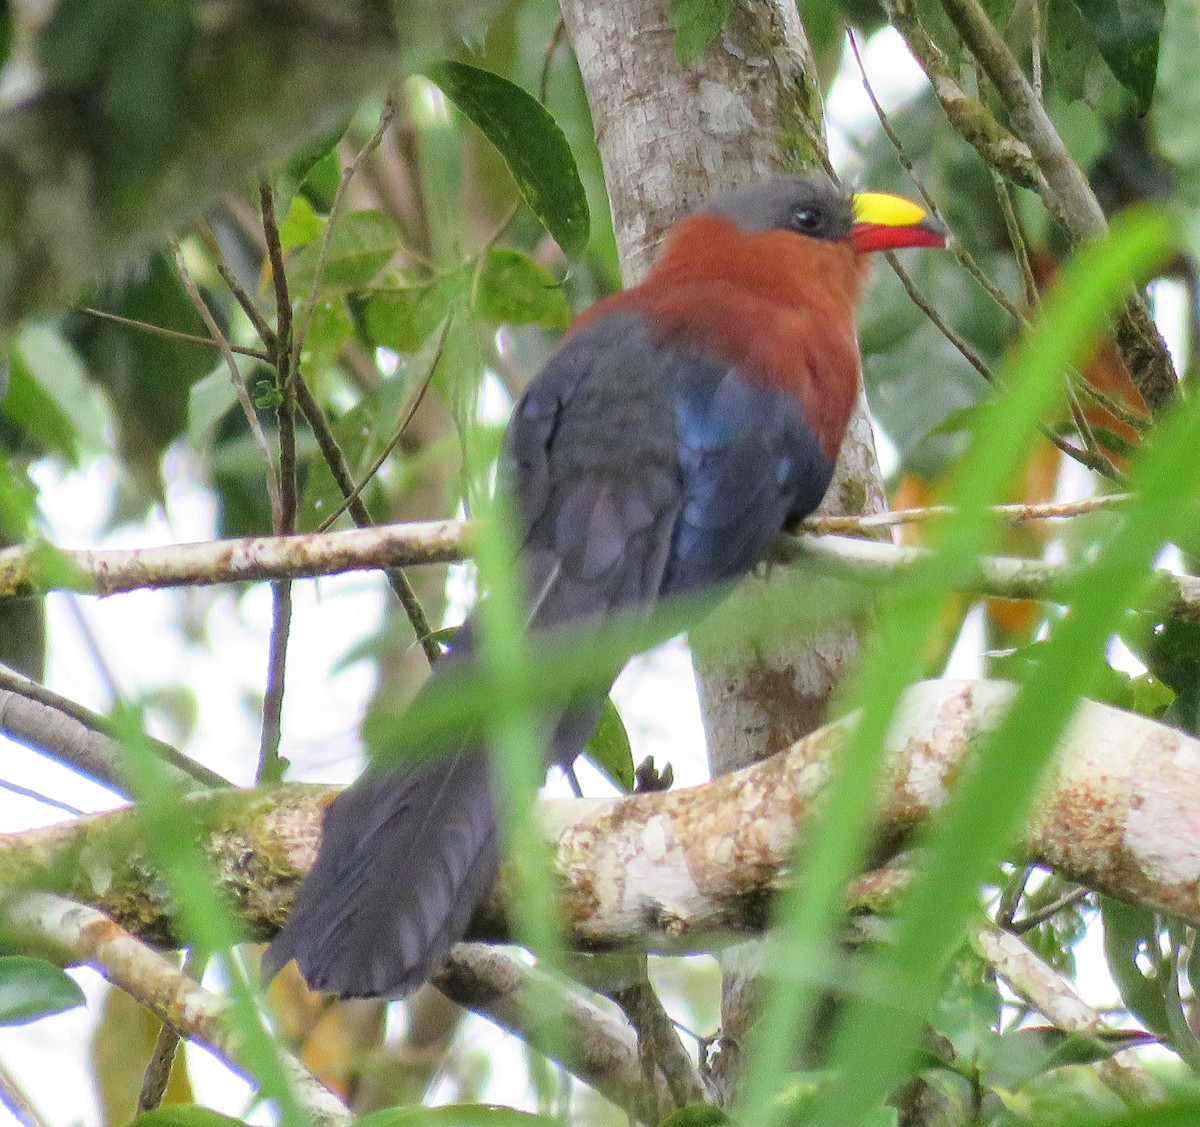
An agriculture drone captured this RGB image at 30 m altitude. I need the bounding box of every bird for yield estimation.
[263,175,946,1000]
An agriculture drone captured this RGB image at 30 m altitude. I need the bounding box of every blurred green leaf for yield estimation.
[276,124,347,216]
[0,956,84,1025]
[11,324,110,459]
[358,1106,564,1127]
[364,285,451,354]
[1152,0,1200,243]
[1047,0,1106,103]
[475,248,571,329]
[131,1106,246,1127]
[0,2,12,73]
[752,209,1177,1127]
[584,697,635,792]
[426,61,590,259]
[277,194,326,252]
[0,457,38,541]
[657,1106,731,1127]
[1,352,79,463]
[1101,896,1173,1037]
[287,210,400,295]
[66,255,218,496]
[1071,0,1164,113]
[668,0,734,64]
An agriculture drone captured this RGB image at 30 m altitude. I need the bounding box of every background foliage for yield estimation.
[2,0,1200,1125]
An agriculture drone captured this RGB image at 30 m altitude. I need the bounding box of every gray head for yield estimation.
[704,176,854,243]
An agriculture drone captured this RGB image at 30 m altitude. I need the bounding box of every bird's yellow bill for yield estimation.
[850,191,947,251]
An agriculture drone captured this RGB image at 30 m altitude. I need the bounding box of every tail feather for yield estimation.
[263,748,498,998]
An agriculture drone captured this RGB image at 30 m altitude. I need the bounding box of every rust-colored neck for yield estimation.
[633,213,869,460]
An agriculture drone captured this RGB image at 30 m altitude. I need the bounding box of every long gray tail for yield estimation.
[262,745,500,999]
[263,688,607,999]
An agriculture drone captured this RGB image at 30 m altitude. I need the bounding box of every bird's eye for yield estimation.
[790,207,820,233]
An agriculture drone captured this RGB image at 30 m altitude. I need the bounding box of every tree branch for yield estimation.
[0,520,469,599]
[5,521,1200,624]
[0,664,227,793]
[10,680,1200,953]
[431,946,673,1121]
[974,922,1162,1104]
[13,895,348,1125]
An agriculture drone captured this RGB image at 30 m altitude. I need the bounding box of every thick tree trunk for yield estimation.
[557,0,887,1101]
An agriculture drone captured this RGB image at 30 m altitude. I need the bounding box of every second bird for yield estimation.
[264,175,947,999]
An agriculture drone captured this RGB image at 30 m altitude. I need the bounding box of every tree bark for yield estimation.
[12,680,1200,951]
[557,0,885,1097]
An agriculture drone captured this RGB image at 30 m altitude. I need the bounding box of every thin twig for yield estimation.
[847,32,1027,328]
[0,664,229,790]
[606,962,706,1112]
[174,247,282,524]
[196,225,279,353]
[293,370,440,664]
[316,319,449,532]
[989,168,1039,308]
[258,182,297,785]
[0,1056,51,1127]
[0,778,82,816]
[884,250,993,381]
[802,492,1132,534]
[995,862,1036,929]
[291,98,397,367]
[137,1020,182,1113]
[540,17,567,104]
[1009,886,1090,935]
[1064,383,1123,479]
[76,307,272,363]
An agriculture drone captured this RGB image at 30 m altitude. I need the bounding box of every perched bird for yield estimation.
[264,176,946,999]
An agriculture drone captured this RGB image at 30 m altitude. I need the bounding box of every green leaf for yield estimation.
[0,1,12,73]
[584,697,635,792]
[1070,0,1164,112]
[287,209,401,295]
[357,1104,564,1127]
[276,124,347,216]
[14,326,107,455]
[475,248,571,329]
[364,285,451,354]
[658,1106,731,1127]
[0,458,38,541]
[0,957,84,1025]
[66,255,218,494]
[1047,0,1105,103]
[131,1106,247,1127]
[668,0,734,64]
[425,61,590,259]
[1152,0,1200,243]
[2,351,80,463]
[277,193,326,252]
[1101,896,1173,1037]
